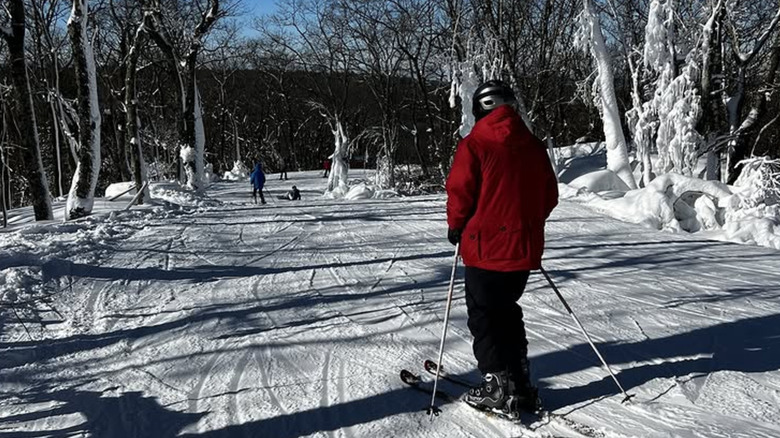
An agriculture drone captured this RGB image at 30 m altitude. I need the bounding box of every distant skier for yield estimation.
[323,158,331,178]
[278,155,289,180]
[250,163,266,205]
[446,80,559,415]
[277,185,301,201]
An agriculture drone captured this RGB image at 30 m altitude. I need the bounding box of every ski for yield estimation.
[401,368,526,421]
[399,369,458,405]
[423,359,475,389]
[410,363,605,436]
[423,360,608,437]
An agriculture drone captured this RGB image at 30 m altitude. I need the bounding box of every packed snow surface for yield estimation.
[2,171,780,437]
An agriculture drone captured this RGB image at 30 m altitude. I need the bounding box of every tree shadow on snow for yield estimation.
[533,312,780,410]
[35,249,454,285]
[176,382,464,438]
[0,386,204,437]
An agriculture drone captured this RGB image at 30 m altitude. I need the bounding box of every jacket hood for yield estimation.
[469,105,531,146]
[254,163,263,172]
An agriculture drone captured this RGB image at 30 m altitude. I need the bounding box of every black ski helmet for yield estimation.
[472,80,516,121]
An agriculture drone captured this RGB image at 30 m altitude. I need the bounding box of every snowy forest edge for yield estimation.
[0,0,778,247]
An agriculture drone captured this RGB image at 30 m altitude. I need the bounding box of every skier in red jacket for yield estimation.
[446,80,558,416]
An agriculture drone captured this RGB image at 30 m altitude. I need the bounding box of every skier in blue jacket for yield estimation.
[250,163,266,205]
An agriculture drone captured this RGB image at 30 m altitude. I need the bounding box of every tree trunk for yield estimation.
[582,0,637,189]
[65,0,101,220]
[327,118,350,194]
[125,23,150,204]
[3,0,54,220]
[699,2,726,180]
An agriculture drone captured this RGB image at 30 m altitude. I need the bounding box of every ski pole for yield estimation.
[428,242,460,417]
[540,267,634,404]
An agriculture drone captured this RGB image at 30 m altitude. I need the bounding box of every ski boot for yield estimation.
[463,371,521,419]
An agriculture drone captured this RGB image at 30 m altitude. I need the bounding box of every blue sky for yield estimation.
[247,0,278,16]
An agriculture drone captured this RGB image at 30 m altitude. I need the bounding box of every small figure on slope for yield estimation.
[278,154,289,181]
[323,158,331,178]
[250,163,267,205]
[445,80,559,417]
[277,185,301,201]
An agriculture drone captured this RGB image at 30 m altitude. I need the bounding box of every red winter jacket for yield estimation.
[446,105,558,272]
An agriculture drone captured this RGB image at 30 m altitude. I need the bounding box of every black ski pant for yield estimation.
[252,188,266,204]
[464,266,530,376]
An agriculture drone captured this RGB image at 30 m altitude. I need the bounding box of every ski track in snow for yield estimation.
[2,171,780,437]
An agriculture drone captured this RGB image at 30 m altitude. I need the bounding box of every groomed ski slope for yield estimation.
[2,171,780,438]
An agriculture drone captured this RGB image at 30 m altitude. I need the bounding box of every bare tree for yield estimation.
[262,0,358,195]
[125,18,150,204]
[142,0,225,189]
[1,0,54,221]
[723,2,780,182]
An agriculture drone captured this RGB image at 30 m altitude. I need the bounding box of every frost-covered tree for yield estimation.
[576,0,637,189]
[448,39,505,138]
[65,0,101,220]
[631,0,702,180]
[1,0,53,221]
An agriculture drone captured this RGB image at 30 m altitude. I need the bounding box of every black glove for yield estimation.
[447,228,461,246]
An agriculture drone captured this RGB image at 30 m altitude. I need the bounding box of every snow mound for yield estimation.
[565,166,780,249]
[325,181,398,200]
[720,214,780,249]
[569,169,631,193]
[0,267,44,304]
[0,217,138,305]
[590,173,732,232]
[104,182,137,199]
[149,182,221,208]
[344,184,374,200]
[222,161,250,181]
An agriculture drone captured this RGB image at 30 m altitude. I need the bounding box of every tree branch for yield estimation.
[728,5,780,65]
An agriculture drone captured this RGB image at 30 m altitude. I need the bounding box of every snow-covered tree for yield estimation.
[1,0,53,221]
[448,39,505,138]
[638,0,702,178]
[327,118,350,195]
[65,0,101,220]
[576,0,637,190]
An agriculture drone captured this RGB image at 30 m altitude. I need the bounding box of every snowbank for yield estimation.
[149,181,221,208]
[569,169,631,193]
[0,180,222,305]
[325,178,398,201]
[589,173,732,231]
[559,147,780,250]
[104,182,137,199]
[0,216,138,304]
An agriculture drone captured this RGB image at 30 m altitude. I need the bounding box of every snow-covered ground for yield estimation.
[2,170,780,437]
